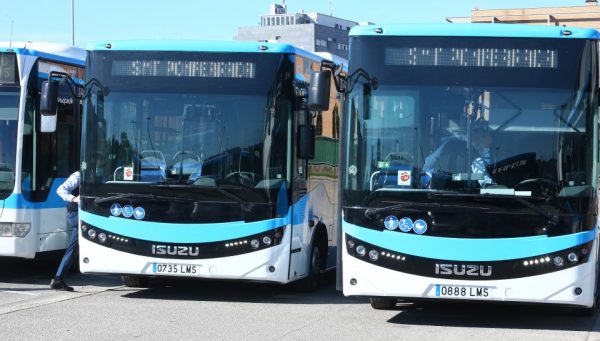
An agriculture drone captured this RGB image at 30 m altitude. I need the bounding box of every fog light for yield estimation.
[268,266,276,273]
[88,229,97,239]
[553,256,564,268]
[350,278,357,285]
[98,233,107,243]
[567,252,578,263]
[347,239,355,249]
[368,250,379,261]
[83,257,89,264]
[575,287,583,295]
[250,239,260,249]
[262,236,272,246]
[356,245,366,257]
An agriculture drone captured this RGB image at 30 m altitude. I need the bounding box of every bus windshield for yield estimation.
[0,87,19,197]
[82,51,293,206]
[343,36,597,235]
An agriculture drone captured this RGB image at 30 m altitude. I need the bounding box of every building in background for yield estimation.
[447,0,600,30]
[235,2,363,59]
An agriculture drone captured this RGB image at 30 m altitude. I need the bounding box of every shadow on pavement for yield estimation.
[0,256,60,283]
[0,256,121,289]
[386,300,600,332]
[121,272,368,305]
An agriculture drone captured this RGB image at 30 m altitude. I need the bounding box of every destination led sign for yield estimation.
[385,47,558,69]
[112,60,256,78]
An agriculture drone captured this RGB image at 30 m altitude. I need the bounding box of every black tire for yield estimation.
[370,297,397,310]
[122,275,149,288]
[292,245,322,292]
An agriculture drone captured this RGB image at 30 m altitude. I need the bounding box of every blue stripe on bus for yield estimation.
[1,178,69,209]
[79,210,292,243]
[343,221,597,261]
[78,189,316,243]
[350,23,600,40]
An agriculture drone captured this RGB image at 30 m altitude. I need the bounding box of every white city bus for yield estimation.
[0,42,85,258]
[336,23,600,314]
[43,40,343,288]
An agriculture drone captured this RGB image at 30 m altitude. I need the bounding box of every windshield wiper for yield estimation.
[431,192,559,225]
[93,192,198,204]
[150,184,244,204]
[364,201,489,219]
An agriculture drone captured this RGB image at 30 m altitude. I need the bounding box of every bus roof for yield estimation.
[88,40,313,55]
[87,40,345,65]
[0,42,86,65]
[350,23,600,40]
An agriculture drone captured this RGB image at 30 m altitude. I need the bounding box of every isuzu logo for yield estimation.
[152,245,200,257]
[435,263,492,277]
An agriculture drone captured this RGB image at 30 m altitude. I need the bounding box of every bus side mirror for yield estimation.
[297,124,315,160]
[40,80,59,133]
[308,70,331,111]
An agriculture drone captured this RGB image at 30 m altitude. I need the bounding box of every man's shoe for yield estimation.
[50,278,74,292]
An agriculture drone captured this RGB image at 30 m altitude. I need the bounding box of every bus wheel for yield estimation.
[292,245,322,292]
[370,297,397,310]
[122,275,149,288]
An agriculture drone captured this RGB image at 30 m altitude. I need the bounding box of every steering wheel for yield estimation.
[514,178,560,198]
[223,171,259,187]
[172,151,197,161]
[385,152,413,165]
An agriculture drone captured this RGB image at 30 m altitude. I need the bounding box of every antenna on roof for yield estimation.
[329,0,333,15]
[9,21,14,50]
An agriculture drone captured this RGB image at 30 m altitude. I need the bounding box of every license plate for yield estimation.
[434,284,492,298]
[152,263,200,275]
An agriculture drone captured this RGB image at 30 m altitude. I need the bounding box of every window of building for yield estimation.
[316,39,328,47]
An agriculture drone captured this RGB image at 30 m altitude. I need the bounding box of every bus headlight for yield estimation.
[368,250,379,261]
[13,223,31,237]
[88,229,97,239]
[0,223,31,237]
[567,252,578,263]
[553,256,564,268]
[0,223,12,236]
[98,233,107,243]
[356,245,366,257]
[250,239,260,249]
[262,236,272,246]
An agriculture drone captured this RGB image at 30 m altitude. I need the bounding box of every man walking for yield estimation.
[50,171,80,291]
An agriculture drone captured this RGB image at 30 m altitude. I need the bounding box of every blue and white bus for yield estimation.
[0,42,85,258]
[338,24,600,313]
[69,41,341,288]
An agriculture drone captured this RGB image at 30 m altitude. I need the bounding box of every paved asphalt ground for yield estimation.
[1,256,600,341]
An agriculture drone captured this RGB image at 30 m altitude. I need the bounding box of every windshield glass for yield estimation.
[0,87,19,197]
[343,36,597,236]
[82,51,293,210]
